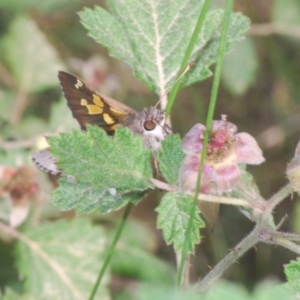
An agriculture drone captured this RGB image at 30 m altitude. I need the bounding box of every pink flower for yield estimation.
[179,116,265,195]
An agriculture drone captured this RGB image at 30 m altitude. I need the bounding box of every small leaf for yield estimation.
[156,192,204,252]
[284,258,300,293]
[80,1,250,94]
[49,126,153,213]
[16,219,109,299]
[222,37,258,96]
[157,134,185,185]
[3,16,65,92]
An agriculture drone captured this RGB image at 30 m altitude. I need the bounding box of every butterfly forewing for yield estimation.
[58,71,136,133]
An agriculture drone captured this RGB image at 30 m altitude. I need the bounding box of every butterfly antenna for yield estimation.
[155,63,193,109]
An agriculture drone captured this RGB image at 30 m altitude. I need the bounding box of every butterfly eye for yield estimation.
[143,120,156,131]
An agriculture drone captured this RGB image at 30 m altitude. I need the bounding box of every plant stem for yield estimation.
[151,178,251,207]
[89,203,132,300]
[176,251,191,287]
[259,230,300,255]
[273,237,300,255]
[264,184,293,218]
[195,224,260,291]
[177,0,233,286]
[194,183,296,291]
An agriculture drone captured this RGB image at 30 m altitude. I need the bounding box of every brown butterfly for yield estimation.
[58,71,171,149]
[32,71,172,174]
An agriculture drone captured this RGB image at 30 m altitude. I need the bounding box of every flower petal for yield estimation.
[212,119,237,135]
[214,163,241,193]
[178,155,199,191]
[182,123,206,155]
[234,133,265,165]
[179,155,219,193]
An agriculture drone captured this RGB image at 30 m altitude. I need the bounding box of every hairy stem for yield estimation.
[264,184,293,218]
[259,230,300,255]
[151,178,251,207]
[195,224,260,291]
[194,183,295,291]
[273,237,300,255]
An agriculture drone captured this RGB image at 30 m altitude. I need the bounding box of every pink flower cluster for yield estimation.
[179,116,265,195]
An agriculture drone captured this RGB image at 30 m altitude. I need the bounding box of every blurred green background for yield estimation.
[0,0,300,297]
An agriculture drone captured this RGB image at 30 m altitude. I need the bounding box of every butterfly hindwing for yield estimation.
[32,148,61,175]
[58,71,136,134]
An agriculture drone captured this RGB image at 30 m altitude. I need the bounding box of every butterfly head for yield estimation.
[123,106,171,151]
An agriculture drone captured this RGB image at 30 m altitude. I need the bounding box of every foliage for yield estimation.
[0,0,300,300]
[156,192,204,252]
[14,219,108,299]
[80,0,248,94]
[133,281,290,300]
[157,134,185,185]
[50,126,153,214]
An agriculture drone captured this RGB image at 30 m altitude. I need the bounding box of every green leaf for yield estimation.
[79,1,249,94]
[156,192,204,252]
[222,37,258,96]
[49,126,153,214]
[110,220,175,284]
[52,177,146,214]
[284,258,300,293]
[157,134,185,185]
[16,219,109,300]
[49,126,153,191]
[3,15,65,92]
